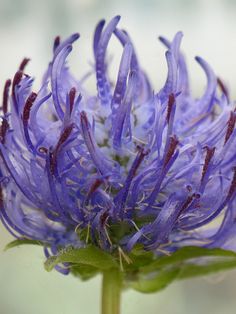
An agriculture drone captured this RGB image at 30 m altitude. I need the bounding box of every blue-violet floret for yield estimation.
[1,16,236,274]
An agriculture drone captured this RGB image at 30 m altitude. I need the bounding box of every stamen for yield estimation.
[0,185,3,208]
[85,178,103,203]
[0,118,9,144]
[224,111,236,145]
[12,71,23,108]
[49,150,56,176]
[227,167,236,200]
[22,92,37,124]
[100,210,109,227]
[55,123,74,153]
[217,77,229,100]
[132,146,149,178]
[19,58,30,72]
[53,36,60,52]
[80,111,95,150]
[166,93,175,123]
[178,192,200,217]
[2,79,11,115]
[49,124,74,175]
[116,146,149,216]
[164,135,179,167]
[69,87,76,114]
[201,146,215,183]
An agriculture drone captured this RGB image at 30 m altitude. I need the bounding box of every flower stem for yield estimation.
[101,268,122,314]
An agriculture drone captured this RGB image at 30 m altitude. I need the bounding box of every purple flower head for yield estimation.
[1,16,236,274]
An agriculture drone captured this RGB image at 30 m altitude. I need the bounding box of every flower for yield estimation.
[1,16,236,274]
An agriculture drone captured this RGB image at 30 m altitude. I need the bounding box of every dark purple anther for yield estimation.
[22,92,37,124]
[225,111,236,145]
[164,135,179,167]
[227,167,236,200]
[217,77,229,101]
[19,58,30,72]
[201,146,215,183]
[115,146,149,217]
[49,150,57,176]
[0,185,3,207]
[80,111,95,151]
[166,93,175,123]
[177,192,200,218]
[49,124,74,175]
[100,211,109,227]
[2,79,11,115]
[69,87,76,114]
[12,71,23,110]
[0,119,9,144]
[86,178,103,203]
[53,36,61,53]
[55,124,74,153]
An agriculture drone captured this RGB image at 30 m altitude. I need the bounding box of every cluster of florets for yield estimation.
[1,16,236,272]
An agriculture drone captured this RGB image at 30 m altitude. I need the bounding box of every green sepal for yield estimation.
[4,239,44,251]
[44,245,119,272]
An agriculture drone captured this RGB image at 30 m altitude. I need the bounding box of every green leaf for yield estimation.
[4,239,44,251]
[44,246,118,272]
[179,259,236,279]
[140,246,236,274]
[129,247,236,293]
[131,268,180,293]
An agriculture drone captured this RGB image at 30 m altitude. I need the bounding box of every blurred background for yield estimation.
[1,0,236,313]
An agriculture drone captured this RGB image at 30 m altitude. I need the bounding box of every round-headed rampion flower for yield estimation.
[1,16,236,274]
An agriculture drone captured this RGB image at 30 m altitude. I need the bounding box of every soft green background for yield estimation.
[1,0,236,313]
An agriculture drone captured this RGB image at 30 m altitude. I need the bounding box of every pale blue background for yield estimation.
[1,0,236,313]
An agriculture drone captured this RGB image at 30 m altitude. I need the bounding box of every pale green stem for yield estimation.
[101,268,122,314]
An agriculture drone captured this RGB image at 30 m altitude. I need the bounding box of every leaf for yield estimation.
[140,246,236,274]
[179,259,236,279]
[5,239,44,251]
[131,268,180,293]
[129,247,236,293]
[44,246,118,272]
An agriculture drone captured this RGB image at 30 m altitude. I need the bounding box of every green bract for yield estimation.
[5,241,236,293]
